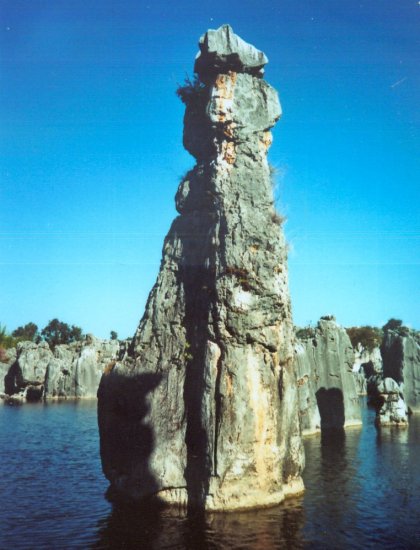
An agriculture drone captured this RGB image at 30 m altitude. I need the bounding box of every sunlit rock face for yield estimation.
[352,344,383,396]
[98,25,304,511]
[2,338,119,402]
[295,317,362,435]
[381,330,420,413]
[0,347,17,395]
[373,377,408,427]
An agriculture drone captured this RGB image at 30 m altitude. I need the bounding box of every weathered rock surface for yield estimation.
[352,344,383,396]
[45,336,120,399]
[381,329,420,413]
[194,24,268,79]
[4,341,51,402]
[295,317,362,435]
[373,377,408,426]
[2,337,119,402]
[98,25,304,511]
[0,347,16,395]
[353,343,383,374]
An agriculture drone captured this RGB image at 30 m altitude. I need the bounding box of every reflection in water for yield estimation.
[0,399,419,549]
[376,423,409,447]
[315,387,345,430]
[302,402,420,549]
[319,428,350,530]
[93,499,305,549]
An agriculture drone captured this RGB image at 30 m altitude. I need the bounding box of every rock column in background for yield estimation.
[373,377,408,426]
[2,337,119,402]
[352,343,382,396]
[295,316,362,435]
[381,329,420,413]
[98,25,304,511]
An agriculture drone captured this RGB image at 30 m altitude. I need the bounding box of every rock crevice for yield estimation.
[98,25,304,511]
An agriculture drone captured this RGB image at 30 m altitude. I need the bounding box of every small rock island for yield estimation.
[97,25,304,511]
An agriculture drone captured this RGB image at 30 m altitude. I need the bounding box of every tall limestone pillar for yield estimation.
[98,25,304,511]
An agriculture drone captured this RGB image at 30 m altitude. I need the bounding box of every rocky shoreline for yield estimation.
[0,336,120,404]
[295,316,362,436]
[3,319,417,433]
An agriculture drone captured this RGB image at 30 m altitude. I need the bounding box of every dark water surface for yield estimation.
[0,399,418,549]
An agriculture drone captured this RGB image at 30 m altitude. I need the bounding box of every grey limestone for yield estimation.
[2,337,119,402]
[381,329,420,413]
[98,26,304,511]
[374,377,408,426]
[194,24,268,79]
[295,317,362,435]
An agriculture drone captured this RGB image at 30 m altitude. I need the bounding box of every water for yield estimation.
[0,399,419,549]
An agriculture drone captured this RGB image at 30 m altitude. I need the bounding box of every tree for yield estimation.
[41,319,83,349]
[346,326,383,351]
[110,330,118,341]
[382,319,403,332]
[176,74,206,105]
[0,324,17,350]
[12,322,39,342]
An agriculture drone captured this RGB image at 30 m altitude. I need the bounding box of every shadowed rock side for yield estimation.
[295,317,362,435]
[381,329,420,413]
[98,25,304,511]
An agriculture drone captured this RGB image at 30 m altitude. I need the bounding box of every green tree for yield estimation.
[346,326,383,351]
[12,322,39,342]
[41,319,83,349]
[176,74,206,105]
[110,330,118,341]
[382,318,403,332]
[0,324,17,350]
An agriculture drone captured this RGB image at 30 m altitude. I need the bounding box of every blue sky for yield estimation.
[1,0,419,338]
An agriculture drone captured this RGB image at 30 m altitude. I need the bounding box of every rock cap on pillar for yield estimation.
[194,24,268,78]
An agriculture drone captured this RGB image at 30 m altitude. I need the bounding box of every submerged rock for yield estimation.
[295,317,362,435]
[98,26,304,511]
[381,329,420,413]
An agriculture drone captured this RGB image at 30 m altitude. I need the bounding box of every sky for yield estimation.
[0,0,419,339]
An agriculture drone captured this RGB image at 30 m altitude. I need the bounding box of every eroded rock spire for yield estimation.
[98,25,304,511]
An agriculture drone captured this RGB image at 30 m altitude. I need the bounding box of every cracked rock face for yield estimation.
[194,24,268,79]
[381,330,420,413]
[295,317,362,435]
[373,377,408,426]
[2,338,119,402]
[97,25,304,511]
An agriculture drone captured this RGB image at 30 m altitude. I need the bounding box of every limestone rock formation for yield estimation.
[381,329,420,413]
[295,317,362,435]
[353,343,383,375]
[4,341,52,402]
[373,377,408,426]
[194,24,268,79]
[352,344,383,396]
[0,347,16,395]
[98,25,304,511]
[44,336,120,399]
[2,337,119,402]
